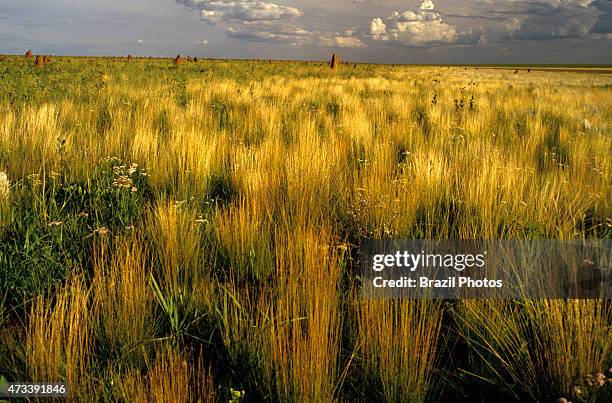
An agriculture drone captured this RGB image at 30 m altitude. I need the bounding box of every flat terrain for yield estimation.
[0,56,611,402]
[483,66,612,74]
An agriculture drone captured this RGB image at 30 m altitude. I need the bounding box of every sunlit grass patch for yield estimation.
[0,58,609,401]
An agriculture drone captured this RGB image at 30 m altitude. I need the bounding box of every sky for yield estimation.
[1,0,611,64]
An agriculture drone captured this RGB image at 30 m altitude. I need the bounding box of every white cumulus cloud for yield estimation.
[178,0,310,43]
[419,0,435,11]
[370,17,388,41]
[370,1,462,45]
[319,34,366,48]
[188,0,302,22]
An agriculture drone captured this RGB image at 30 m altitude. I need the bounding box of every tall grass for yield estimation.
[454,300,611,401]
[357,300,444,402]
[217,226,344,401]
[26,277,94,400]
[117,346,216,403]
[92,239,155,366]
[0,56,610,401]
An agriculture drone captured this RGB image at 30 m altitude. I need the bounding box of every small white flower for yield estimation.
[128,163,138,176]
[194,215,208,224]
[582,119,592,130]
[113,175,134,189]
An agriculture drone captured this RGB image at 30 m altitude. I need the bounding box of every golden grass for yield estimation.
[117,347,216,403]
[92,239,155,363]
[358,300,444,402]
[26,277,94,400]
[1,60,610,401]
[455,299,611,400]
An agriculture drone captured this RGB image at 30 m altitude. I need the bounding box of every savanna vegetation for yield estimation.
[0,54,611,402]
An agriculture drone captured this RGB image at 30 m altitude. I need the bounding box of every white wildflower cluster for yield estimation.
[171,197,197,213]
[0,171,10,202]
[194,214,209,224]
[112,162,145,193]
[27,173,42,186]
[171,199,188,212]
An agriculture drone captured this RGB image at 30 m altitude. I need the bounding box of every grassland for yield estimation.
[0,55,611,402]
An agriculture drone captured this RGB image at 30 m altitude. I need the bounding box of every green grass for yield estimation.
[0,54,610,402]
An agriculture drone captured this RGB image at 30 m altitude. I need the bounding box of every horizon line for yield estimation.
[2,53,612,68]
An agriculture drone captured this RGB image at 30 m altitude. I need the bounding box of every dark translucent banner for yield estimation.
[360,240,611,299]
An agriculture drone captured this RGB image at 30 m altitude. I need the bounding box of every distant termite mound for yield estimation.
[173,54,182,65]
[330,52,340,69]
[34,55,44,69]
[25,50,33,58]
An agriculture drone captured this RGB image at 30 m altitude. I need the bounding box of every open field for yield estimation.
[481,67,612,74]
[0,55,611,402]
